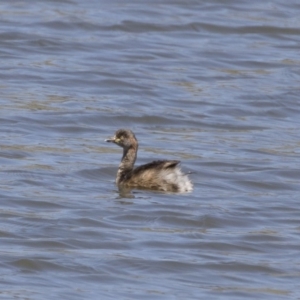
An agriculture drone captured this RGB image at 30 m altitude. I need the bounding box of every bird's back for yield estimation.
[120,160,193,193]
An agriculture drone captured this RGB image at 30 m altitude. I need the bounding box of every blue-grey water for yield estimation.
[0,0,300,299]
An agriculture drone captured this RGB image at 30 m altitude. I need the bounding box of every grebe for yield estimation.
[105,129,193,193]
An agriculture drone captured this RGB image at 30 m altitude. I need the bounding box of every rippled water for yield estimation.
[1,0,300,299]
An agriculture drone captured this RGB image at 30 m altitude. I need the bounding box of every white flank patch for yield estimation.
[159,167,193,193]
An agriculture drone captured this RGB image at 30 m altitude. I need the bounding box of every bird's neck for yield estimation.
[116,144,137,184]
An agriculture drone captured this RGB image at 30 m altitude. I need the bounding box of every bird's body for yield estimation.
[106,129,193,193]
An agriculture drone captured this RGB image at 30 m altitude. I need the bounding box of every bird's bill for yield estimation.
[105,136,115,143]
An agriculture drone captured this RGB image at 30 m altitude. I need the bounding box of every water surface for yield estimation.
[0,0,300,299]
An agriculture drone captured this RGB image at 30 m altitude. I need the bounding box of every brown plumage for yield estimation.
[105,129,193,193]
